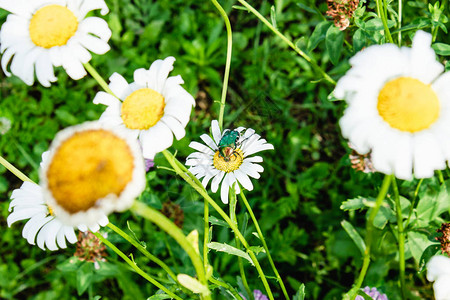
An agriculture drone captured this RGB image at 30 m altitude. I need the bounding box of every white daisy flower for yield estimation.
[335,30,450,180]
[93,56,195,159]
[427,255,450,300]
[186,120,273,204]
[8,181,108,251]
[39,121,146,228]
[0,0,111,87]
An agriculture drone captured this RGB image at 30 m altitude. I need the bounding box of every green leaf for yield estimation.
[248,246,265,254]
[341,220,366,255]
[209,216,229,227]
[147,295,172,300]
[177,274,210,296]
[340,197,374,211]
[296,2,318,14]
[207,242,254,266]
[270,6,277,29]
[407,231,438,265]
[416,181,450,225]
[353,29,366,53]
[365,18,396,31]
[373,205,395,230]
[307,21,332,52]
[432,43,450,56]
[357,290,374,300]
[76,262,94,296]
[326,26,344,65]
[293,283,306,300]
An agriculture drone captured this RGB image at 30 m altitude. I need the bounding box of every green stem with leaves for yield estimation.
[106,222,178,283]
[93,232,183,300]
[346,175,392,299]
[162,150,274,300]
[211,0,233,130]
[405,179,423,229]
[240,189,290,300]
[209,277,244,300]
[203,200,210,272]
[235,0,336,85]
[0,155,33,183]
[130,201,211,300]
[392,178,406,299]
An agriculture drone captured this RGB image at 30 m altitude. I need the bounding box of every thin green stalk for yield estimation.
[211,0,233,130]
[346,175,392,299]
[405,179,423,229]
[131,201,211,300]
[239,190,290,300]
[162,150,275,300]
[209,277,244,300]
[83,62,116,97]
[235,0,336,85]
[376,0,394,43]
[230,188,252,299]
[13,140,39,171]
[0,155,33,183]
[437,170,445,184]
[204,200,210,271]
[392,178,406,299]
[106,223,178,283]
[398,0,402,46]
[93,232,183,300]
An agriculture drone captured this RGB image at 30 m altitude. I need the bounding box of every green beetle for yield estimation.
[218,129,242,162]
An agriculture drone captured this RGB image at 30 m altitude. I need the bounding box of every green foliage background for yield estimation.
[1,0,448,299]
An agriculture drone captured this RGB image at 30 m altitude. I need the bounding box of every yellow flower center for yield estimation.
[377,77,440,132]
[29,5,78,48]
[121,88,166,130]
[213,149,244,173]
[46,130,135,214]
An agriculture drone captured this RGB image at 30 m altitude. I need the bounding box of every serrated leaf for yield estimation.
[248,246,265,254]
[177,274,210,296]
[326,26,344,65]
[293,283,306,300]
[207,242,254,266]
[341,220,366,255]
[307,21,332,52]
[209,216,229,227]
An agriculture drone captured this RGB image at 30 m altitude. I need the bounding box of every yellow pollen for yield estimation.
[29,5,78,48]
[121,88,166,130]
[377,77,440,132]
[46,130,135,214]
[213,149,244,173]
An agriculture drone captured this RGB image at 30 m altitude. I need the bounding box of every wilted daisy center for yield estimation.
[121,88,165,130]
[46,130,134,214]
[213,148,243,173]
[377,77,440,132]
[29,5,78,48]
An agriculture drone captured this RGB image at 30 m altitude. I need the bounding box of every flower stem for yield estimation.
[130,201,211,300]
[235,0,336,85]
[437,170,445,184]
[0,155,33,183]
[239,190,290,300]
[83,62,116,97]
[106,222,178,283]
[230,188,252,299]
[392,178,406,299]
[204,200,210,272]
[376,0,394,43]
[211,0,233,131]
[162,150,275,300]
[346,175,392,299]
[397,0,402,46]
[93,232,183,300]
[405,178,423,229]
